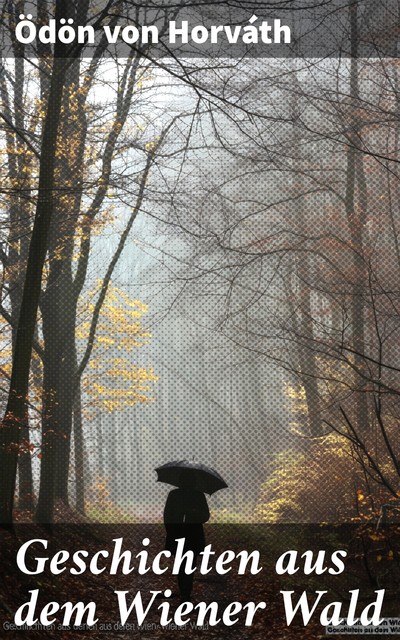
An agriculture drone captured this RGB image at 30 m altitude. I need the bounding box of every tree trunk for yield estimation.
[73,384,85,513]
[345,1,369,433]
[36,54,86,521]
[0,45,68,525]
[18,448,35,512]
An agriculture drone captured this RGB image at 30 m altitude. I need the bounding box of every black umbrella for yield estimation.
[155,460,228,495]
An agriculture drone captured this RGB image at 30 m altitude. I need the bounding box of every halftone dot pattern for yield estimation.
[7,5,399,526]
[79,51,399,525]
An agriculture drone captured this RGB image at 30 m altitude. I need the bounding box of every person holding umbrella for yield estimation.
[155,460,227,602]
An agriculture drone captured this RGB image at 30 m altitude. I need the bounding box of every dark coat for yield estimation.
[164,488,210,555]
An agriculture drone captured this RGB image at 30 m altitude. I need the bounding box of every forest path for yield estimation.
[0,522,367,640]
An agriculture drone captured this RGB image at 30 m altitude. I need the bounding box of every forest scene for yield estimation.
[1,0,400,638]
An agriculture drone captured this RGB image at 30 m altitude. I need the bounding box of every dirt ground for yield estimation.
[1,521,398,640]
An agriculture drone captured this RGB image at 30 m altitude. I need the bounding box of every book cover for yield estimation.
[0,1,399,638]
